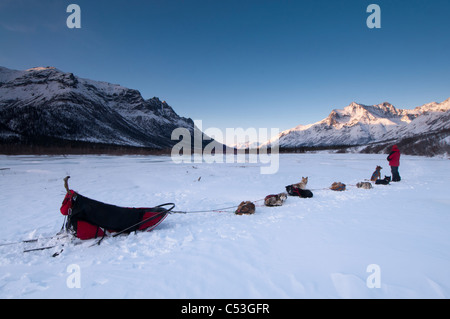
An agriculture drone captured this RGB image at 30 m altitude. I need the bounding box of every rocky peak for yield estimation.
[3,66,78,89]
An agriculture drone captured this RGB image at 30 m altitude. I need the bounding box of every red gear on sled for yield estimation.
[60,190,76,216]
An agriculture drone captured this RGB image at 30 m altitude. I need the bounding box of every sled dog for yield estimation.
[264,193,288,207]
[235,201,256,215]
[357,182,373,189]
[375,176,391,185]
[371,166,382,182]
[293,177,308,189]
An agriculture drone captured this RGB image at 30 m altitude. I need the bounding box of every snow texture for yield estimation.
[0,153,449,298]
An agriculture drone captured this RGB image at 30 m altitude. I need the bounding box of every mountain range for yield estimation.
[0,66,202,152]
[1,65,449,156]
[261,98,450,155]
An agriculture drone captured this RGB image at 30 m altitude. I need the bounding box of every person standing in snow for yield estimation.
[387,145,401,182]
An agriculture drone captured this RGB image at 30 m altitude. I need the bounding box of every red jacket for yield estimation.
[387,145,400,167]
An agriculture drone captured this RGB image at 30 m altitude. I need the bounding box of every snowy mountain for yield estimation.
[1,65,447,155]
[0,66,203,150]
[262,98,450,151]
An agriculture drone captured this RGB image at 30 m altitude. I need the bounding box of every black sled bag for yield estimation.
[61,190,173,240]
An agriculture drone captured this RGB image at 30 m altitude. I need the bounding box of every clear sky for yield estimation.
[1,0,449,138]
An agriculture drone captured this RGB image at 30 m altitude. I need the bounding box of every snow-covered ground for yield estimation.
[0,153,449,299]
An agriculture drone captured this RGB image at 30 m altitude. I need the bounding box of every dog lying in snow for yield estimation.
[375,176,391,185]
[285,185,313,198]
[371,166,382,182]
[357,182,373,189]
[292,177,308,189]
[330,182,346,191]
[235,201,255,215]
[264,193,288,207]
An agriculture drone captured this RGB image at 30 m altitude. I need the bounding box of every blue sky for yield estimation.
[1,0,449,137]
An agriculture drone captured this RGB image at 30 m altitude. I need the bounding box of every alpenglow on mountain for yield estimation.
[262,98,450,149]
[0,66,200,150]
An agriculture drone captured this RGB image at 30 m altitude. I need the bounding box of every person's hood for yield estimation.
[392,145,399,151]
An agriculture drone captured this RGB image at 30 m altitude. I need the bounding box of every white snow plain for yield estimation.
[0,153,449,299]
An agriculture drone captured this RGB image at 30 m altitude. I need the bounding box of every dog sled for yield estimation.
[60,177,173,240]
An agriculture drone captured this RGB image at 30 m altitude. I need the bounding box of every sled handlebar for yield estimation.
[155,203,175,213]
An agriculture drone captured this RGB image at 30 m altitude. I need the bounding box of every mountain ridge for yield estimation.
[0,66,199,151]
[1,65,448,156]
[261,98,450,152]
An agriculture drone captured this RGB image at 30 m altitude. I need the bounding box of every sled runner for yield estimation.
[60,177,173,240]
